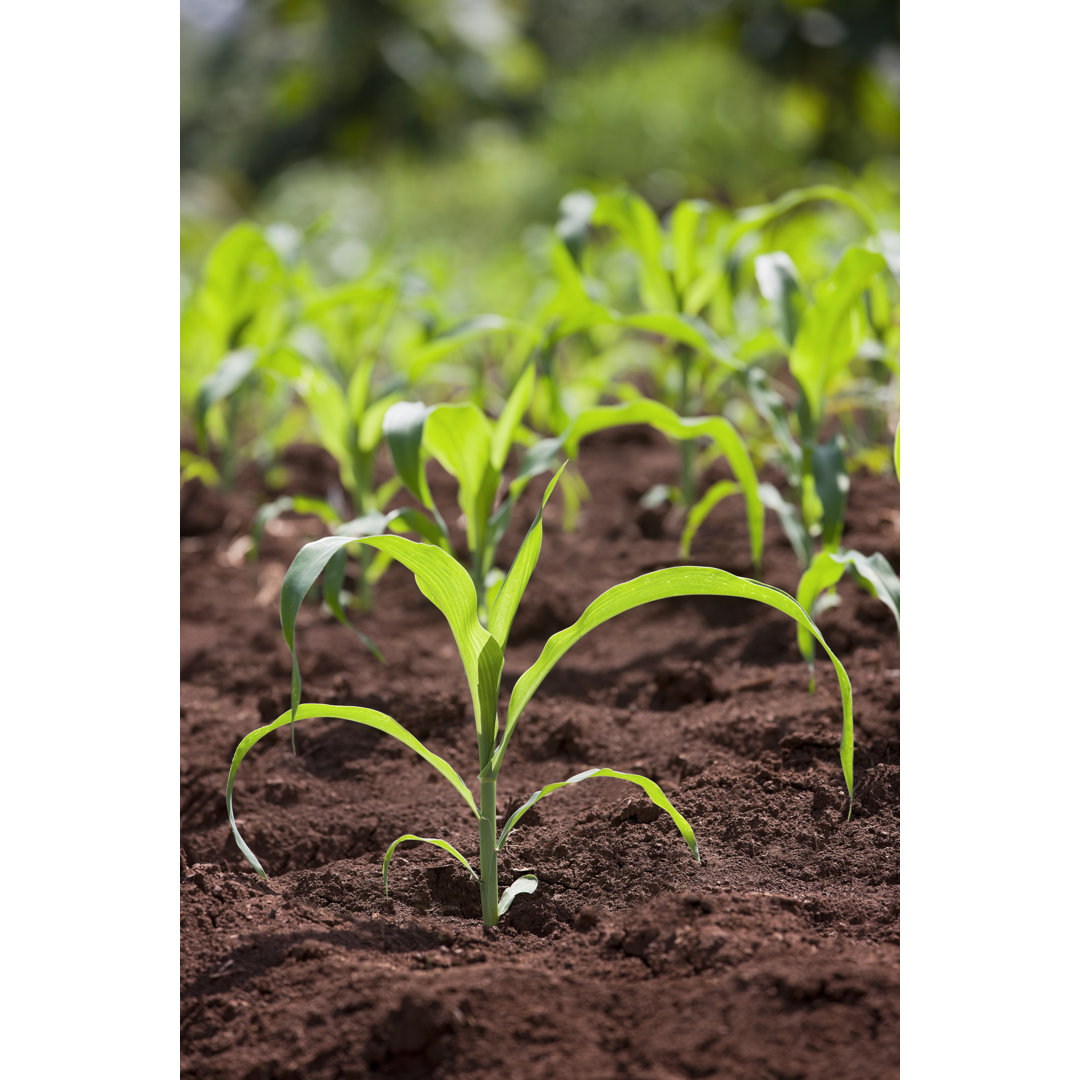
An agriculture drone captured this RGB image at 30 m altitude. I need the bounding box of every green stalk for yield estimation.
[676,345,695,507]
[349,438,376,612]
[478,775,500,926]
[221,392,243,491]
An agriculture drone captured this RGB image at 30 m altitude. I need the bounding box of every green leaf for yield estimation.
[488,464,568,650]
[744,369,802,481]
[280,534,499,748]
[796,549,899,681]
[407,316,539,380]
[424,402,499,556]
[680,481,739,557]
[383,400,431,502]
[498,566,854,808]
[382,402,450,544]
[194,348,258,448]
[508,436,563,501]
[811,437,850,551]
[386,507,453,551]
[382,835,478,896]
[728,185,879,251]
[836,549,900,629]
[490,364,537,472]
[294,365,351,475]
[345,354,375,424]
[594,191,677,313]
[670,199,712,297]
[758,483,813,568]
[562,400,763,569]
[791,247,887,424]
[424,402,492,496]
[616,312,741,373]
[556,190,597,265]
[498,874,538,916]
[179,451,220,488]
[754,252,804,345]
[358,392,402,454]
[498,767,699,861]
[796,552,848,677]
[227,703,480,878]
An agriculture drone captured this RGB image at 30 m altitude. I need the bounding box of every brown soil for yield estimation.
[181,428,900,1079]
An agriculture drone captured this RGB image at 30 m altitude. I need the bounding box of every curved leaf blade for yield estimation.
[616,312,741,372]
[729,185,879,251]
[501,567,854,807]
[487,464,567,650]
[811,436,850,551]
[836,549,900,629]
[227,703,480,878]
[796,552,848,678]
[383,400,431,503]
[680,480,739,557]
[791,247,888,423]
[562,400,762,568]
[498,874,538,916]
[382,835,479,896]
[498,767,699,862]
[407,316,539,379]
[194,348,259,448]
[758,483,813,568]
[490,363,537,472]
[282,533,500,750]
[754,252,804,345]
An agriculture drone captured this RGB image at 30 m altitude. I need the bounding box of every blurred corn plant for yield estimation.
[732,192,900,678]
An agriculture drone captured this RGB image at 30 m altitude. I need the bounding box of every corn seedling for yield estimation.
[227,467,855,927]
[546,190,745,507]
[184,224,300,487]
[381,362,563,618]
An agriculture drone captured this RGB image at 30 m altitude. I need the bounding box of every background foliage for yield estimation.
[181,0,899,307]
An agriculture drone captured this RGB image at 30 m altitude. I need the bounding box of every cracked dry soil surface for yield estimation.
[181,429,900,1080]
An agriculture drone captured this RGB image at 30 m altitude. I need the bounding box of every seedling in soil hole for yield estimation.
[227,466,854,927]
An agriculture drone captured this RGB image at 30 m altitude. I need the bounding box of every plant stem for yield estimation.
[676,346,695,507]
[479,776,499,926]
[350,444,375,612]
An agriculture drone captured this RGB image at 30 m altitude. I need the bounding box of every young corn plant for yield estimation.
[227,468,855,928]
[185,223,300,488]
[381,362,562,619]
[507,193,766,566]
[545,189,745,509]
[748,240,900,683]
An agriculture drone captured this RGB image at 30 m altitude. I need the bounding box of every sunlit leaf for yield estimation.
[498,874,538,916]
[498,767,699,861]
[382,835,478,896]
[488,465,567,650]
[227,703,480,878]
[562,399,762,568]
[498,566,854,807]
[680,480,739,557]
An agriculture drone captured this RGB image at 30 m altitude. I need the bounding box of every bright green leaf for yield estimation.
[499,567,854,808]
[382,835,478,896]
[227,703,480,878]
[498,767,699,861]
